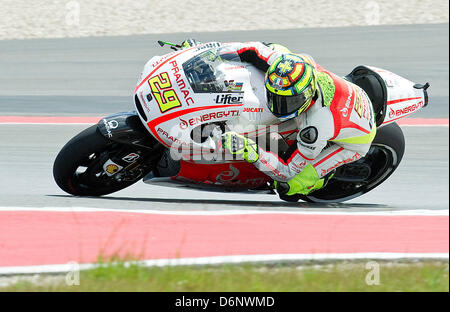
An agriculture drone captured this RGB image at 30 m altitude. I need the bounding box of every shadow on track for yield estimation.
[47,195,388,210]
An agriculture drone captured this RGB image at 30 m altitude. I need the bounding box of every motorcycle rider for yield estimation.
[182,39,377,197]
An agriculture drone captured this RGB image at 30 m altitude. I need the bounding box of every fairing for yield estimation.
[367,66,429,125]
[133,43,294,156]
[132,43,428,191]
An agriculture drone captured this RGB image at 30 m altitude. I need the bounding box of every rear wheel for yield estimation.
[53,125,160,196]
[280,122,405,203]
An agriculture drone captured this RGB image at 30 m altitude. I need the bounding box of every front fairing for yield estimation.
[133,43,292,154]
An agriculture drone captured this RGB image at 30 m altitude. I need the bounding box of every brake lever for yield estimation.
[157,40,182,51]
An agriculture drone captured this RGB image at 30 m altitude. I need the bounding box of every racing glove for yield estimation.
[274,164,332,196]
[222,132,259,163]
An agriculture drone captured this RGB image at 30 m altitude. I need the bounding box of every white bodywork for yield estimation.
[368,66,428,126]
[134,44,297,160]
[134,44,428,160]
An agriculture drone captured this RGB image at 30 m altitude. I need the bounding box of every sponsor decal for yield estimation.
[291,160,307,173]
[179,110,240,129]
[215,93,244,105]
[272,77,284,90]
[299,126,318,144]
[225,65,245,71]
[224,80,243,92]
[340,83,354,117]
[157,127,187,146]
[103,159,123,176]
[389,108,395,119]
[215,165,266,187]
[258,157,288,180]
[106,164,119,174]
[151,53,175,68]
[170,60,195,105]
[243,107,263,113]
[102,119,118,138]
[353,92,371,120]
[321,152,360,176]
[194,42,221,52]
[216,164,239,182]
[298,141,316,150]
[389,101,424,119]
[108,120,118,129]
[122,153,140,163]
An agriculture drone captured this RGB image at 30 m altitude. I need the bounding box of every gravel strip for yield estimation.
[0,0,448,40]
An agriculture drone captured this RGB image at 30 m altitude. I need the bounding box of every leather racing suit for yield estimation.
[230,42,377,195]
[183,40,377,195]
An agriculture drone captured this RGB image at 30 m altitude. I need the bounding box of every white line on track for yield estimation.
[0,206,448,216]
[0,253,448,275]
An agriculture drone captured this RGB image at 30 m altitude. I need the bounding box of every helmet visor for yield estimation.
[267,89,313,118]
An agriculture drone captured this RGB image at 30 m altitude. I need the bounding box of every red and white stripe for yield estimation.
[0,207,447,274]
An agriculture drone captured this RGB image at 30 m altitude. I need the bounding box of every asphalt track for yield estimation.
[0,123,448,211]
[0,23,448,117]
[0,23,448,211]
[0,24,448,271]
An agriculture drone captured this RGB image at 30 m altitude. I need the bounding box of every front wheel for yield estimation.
[53,125,159,196]
[280,122,405,203]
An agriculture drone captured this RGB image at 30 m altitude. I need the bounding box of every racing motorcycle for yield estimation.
[53,41,430,203]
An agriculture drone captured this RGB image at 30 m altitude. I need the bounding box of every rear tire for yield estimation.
[53,125,153,196]
[280,122,405,203]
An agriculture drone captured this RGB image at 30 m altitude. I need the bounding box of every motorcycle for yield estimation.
[53,41,430,203]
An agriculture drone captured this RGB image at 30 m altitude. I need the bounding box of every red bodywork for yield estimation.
[172,160,271,189]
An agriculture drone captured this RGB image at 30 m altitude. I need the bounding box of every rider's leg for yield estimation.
[279,143,362,196]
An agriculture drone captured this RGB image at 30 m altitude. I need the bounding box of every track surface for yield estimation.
[0,24,448,270]
[0,23,448,117]
[0,23,448,211]
[0,124,448,211]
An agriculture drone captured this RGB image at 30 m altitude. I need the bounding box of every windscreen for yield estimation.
[182,46,242,93]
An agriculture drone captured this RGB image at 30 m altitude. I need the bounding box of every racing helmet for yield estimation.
[265,54,317,120]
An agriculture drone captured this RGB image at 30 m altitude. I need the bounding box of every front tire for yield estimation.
[53,125,154,196]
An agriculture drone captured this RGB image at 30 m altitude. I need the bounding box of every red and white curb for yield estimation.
[0,207,447,275]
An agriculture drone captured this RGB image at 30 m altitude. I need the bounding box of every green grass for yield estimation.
[2,260,448,292]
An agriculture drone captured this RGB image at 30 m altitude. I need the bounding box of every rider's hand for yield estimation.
[222,132,259,163]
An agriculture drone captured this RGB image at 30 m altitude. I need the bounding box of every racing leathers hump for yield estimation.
[230,42,377,184]
[231,41,316,72]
